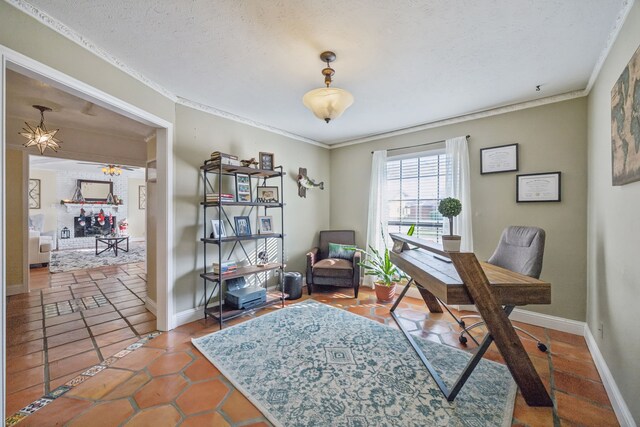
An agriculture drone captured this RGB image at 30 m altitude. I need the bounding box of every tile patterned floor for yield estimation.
[6,287,619,426]
[6,263,156,417]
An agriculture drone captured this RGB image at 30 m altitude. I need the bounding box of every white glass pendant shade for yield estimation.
[303,87,354,123]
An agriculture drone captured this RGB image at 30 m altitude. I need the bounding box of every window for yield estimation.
[386,152,449,244]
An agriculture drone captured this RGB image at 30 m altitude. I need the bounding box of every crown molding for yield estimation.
[175,97,329,149]
[585,0,635,93]
[7,0,330,150]
[6,0,178,102]
[328,90,587,149]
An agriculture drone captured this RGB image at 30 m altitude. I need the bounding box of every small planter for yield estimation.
[442,235,461,252]
[375,282,397,303]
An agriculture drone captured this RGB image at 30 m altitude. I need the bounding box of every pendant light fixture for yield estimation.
[102,164,123,176]
[20,105,62,154]
[303,51,354,123]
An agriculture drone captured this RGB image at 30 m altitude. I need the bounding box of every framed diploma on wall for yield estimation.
[480,143,518,174]
[516,172,561,203]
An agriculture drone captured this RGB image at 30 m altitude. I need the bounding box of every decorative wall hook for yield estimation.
[297,167,324,198]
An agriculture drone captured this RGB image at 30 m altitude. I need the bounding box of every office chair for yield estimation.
[457,226,548,352]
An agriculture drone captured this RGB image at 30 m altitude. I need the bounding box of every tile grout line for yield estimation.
[40,289,51,396]
[97,276,149,338]
[4,331,162,426]
[71,282,107,363]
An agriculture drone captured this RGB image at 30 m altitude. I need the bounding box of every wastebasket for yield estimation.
[282,272,303,300]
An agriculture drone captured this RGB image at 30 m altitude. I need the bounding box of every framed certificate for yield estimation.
[480,143,518,174]
[516,172,561,203]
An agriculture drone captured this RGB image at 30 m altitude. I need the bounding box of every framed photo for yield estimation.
[256,186,279,203]
[235,173,252,202]
[28,179,41,209]
[138,185,147,210]
[234,216,252,236]
[210,219,227,239]
[257,216,273,234]
[259,152,274,170]
[516,172,561,203]
[146,160,157,182]
[480,143,518,174]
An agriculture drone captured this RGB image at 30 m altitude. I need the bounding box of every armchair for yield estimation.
[29,230,52,267]
[306,230,361,297]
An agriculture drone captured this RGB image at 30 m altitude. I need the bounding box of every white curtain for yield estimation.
[445,136,474,252]
[365,150,388,287]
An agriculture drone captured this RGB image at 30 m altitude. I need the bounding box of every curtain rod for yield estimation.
[371,135,470,154]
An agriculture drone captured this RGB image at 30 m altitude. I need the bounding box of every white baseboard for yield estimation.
[398,283,586,336]
[174,304,207,327]
[145,296,157,316]
[584,326,636,427]
[510,308,586,336]
[7,284,25,296]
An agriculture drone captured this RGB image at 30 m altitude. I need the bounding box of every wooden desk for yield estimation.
[389,234,553,407]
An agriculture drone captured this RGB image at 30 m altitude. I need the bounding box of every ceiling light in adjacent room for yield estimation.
[303,51,354,123]
[102,165,123,176]
[20,105,62,155]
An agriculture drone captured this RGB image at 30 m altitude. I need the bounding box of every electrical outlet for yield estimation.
[598,322,604,339]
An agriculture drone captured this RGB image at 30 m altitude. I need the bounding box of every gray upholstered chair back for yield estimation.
[487,226,545,279]
[318,230,355,260]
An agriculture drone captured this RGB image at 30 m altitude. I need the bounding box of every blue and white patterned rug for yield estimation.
[192,301,516,427]
[49,242,145,273]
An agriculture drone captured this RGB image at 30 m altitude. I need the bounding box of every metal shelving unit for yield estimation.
[200,161,286,328]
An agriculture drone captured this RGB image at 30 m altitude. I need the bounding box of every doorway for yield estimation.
[1,47,174,419]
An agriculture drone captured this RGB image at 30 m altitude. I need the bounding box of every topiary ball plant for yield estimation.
[438,197,462,236]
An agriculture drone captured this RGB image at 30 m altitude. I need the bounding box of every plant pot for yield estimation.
[375,282,397,303]
[442,235,461,252]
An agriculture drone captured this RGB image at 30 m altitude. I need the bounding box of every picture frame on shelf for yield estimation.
[211,219,227,239]
[256,186,279,203]
[516,172,561,203]
[259,152,274,170]
[257,216,273,234]
[234,216,252,236]
[480,143,518,174]
[235,173,252,202]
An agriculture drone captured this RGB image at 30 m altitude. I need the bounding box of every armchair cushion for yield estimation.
[327,242,356,260]
[319,230,355,260]
[313,258,353,278]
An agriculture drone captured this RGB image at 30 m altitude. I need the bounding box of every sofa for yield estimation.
[29,230,52,267]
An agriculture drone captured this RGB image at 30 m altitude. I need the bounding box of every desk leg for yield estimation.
[449,252,553,407]
[416,284,443,313]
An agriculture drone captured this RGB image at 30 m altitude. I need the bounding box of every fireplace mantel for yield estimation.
[61,203,124,213]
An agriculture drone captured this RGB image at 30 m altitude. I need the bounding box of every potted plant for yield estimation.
[438,197,462,252]
[357,244,405,303]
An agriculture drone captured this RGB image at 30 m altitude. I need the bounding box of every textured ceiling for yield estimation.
[6,69,155,141]
[22,0,626,145]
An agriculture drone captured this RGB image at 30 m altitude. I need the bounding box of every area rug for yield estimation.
[192,300,517,427]
[49,242,145,273]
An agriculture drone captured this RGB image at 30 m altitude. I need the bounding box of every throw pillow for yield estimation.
[328,242,356,260]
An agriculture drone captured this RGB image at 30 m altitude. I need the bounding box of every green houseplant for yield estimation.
[358,244,404,302]
[438,197,462,252]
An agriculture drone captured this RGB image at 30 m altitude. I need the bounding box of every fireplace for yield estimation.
[74,215,116,238]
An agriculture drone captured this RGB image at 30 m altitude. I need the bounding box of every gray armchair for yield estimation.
[306,230,361,298]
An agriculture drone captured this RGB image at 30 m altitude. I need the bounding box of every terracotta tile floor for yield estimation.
[6,263,156,416]
[7,287,618,426]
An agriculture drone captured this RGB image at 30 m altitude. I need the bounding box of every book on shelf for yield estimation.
[210,151,238,160]
[205,193,234,202]
[212,261,237,274]
[209,158,241,167]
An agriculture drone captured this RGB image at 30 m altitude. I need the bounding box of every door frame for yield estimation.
[0,44,175,419]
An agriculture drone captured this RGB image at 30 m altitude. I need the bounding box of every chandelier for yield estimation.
[303,51,354,123]
[19,105,62,155]
[102,165,122,176]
